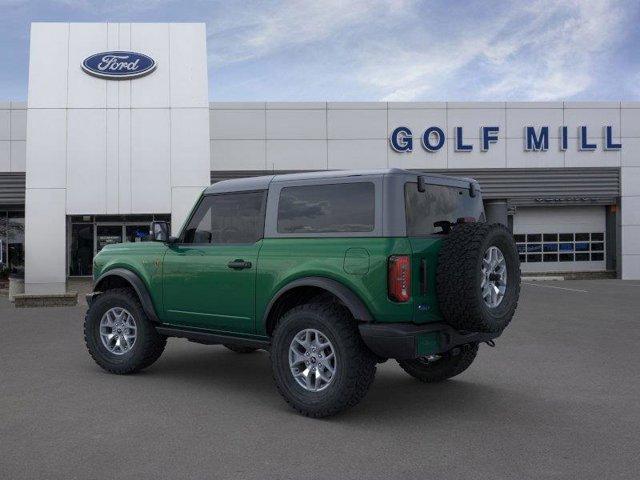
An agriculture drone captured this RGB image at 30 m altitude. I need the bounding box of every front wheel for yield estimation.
[397,343,479,383]
[271,303,377,418]
[84,288,167,374]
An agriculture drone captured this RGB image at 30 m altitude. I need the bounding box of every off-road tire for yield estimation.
[84,288,167,374]
[223,344,258,354]
[397,343,479,382]
[437,223,520,333]
[271,303,377,418]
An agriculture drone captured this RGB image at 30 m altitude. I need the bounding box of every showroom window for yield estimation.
[0,211,25,278]
[513,233,605,263]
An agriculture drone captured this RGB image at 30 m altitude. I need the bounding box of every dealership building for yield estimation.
[1,22,640,294]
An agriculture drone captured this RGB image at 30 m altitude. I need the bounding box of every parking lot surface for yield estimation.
[1,280,639,480]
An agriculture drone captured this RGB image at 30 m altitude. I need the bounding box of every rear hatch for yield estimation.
[405,177,484,323]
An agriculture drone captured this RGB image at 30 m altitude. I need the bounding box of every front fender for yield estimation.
[93,268,160,323]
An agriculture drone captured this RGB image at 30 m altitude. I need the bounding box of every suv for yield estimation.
[85,169,520,417]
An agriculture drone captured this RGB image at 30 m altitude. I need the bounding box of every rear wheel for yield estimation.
[84,288,166,374]
[271,303,377,418]
[397,343,479,382]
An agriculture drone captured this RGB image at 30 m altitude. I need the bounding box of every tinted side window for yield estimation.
[405,182,483,236]
[277,182,375,234]
[182,191,266,244]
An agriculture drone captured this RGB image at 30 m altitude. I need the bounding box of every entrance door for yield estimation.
[162,191,267,334]
[70,224,95,276]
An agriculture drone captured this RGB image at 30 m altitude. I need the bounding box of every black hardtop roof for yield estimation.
[203,169,477,194]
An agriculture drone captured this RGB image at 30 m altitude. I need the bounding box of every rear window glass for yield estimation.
[405,182,483,236]
[277,182,375,234]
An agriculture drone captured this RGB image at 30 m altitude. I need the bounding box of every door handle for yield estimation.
[227,259,252,270]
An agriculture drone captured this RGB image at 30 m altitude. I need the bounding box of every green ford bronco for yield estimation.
[85,169,520,417]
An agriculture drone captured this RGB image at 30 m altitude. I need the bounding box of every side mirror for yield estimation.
[150,221,170,242]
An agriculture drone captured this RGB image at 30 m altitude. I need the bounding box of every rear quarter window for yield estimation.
[277,182,375,233]
[405,182,483,236]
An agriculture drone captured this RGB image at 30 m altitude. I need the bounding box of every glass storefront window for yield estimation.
[68,215,170,276]
[96,225,123,253]
[125,225,151,243]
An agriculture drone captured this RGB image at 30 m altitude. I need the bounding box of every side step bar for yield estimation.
[156,326,271,350]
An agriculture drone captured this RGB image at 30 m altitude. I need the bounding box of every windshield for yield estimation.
[405,181,484,236]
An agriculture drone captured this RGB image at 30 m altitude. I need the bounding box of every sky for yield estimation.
[1,0,639,102]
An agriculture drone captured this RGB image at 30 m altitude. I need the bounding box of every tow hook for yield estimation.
[485,340,496,348]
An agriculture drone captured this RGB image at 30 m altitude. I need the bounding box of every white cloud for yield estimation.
[208,0,411,66]
[357,0,627,101]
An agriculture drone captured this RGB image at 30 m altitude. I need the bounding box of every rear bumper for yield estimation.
[359,322,500,360]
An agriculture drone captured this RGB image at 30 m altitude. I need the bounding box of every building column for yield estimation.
[620,166,640,279]
[24,188,66,294]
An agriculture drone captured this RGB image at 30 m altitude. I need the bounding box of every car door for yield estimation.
[162,190,267,334]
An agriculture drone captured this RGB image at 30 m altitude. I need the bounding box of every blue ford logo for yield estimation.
[82,51,156,80]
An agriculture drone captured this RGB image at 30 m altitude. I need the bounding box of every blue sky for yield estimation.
[1,0,639,101]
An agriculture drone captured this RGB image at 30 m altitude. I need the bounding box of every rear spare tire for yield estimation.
[436,223,520,333]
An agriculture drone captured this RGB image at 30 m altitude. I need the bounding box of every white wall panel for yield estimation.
[506,108,563,138]
[621,166,640,196]
[67,23,108,109]
[117,109,132,213]
[565,143,620,167]
[621,196,640,226]
[266,140,326,170]
[105,109,119,213]
[130,108,171,212]
[387,108,447,140]
[506,138,565,168]
[621,138,640,166]
[211,140,265,170]
[447,138,506,169]
[447,108,506,140]
[106,23,119,108]
[131,23,170,108]
[0,110,9,140]
[0,141,9,171]
[28,23,68,108]
[10,109,27,140]
[117,23,132,109]
[328,140,387,169]
[388,148,422,169]
[170,108,211,187]
[169,23,208,108]
[621,225,640,255]
[66,109,107,214]
[621,254,640,280]
[621,108,640,138]
[24,188,66,293]
[564,107,620,138]
[210,109,265,139]
[25,109,67,189]
[327,110,386,139]
[171,186,204,234]
[266,110,326,139]
[11,141,26,172]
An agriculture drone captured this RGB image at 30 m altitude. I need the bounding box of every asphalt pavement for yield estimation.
[1,280,639,479]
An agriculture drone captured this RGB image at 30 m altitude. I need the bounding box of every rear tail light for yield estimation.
[388,255,411,302]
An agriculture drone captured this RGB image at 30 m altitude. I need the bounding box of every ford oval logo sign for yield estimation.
[82,51,156,80]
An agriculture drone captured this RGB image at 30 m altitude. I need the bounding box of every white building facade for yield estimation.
[0,22,639,293]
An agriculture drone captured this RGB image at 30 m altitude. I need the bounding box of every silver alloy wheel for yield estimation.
[481,246,508,308]
[289,328,337,392]
[99,307,137,355]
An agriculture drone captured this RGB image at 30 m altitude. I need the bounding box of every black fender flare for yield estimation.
[93,268,160,323]
[262,276,374,327]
